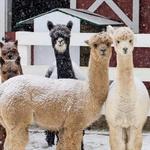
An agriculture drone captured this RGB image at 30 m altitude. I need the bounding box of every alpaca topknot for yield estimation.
[50,25,71,38]
[86,32,112,46]
[47,21,73,38]
[114,27,134,41]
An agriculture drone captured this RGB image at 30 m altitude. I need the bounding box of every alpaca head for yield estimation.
[85,31,113,61]
[0,56,21,82]
[47,21,73,54]
[0,40,19,60]
[107,26,134,56]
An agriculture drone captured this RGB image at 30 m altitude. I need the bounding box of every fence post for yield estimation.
[18,45,31,65]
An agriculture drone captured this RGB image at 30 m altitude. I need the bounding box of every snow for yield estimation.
[26,127,150,150]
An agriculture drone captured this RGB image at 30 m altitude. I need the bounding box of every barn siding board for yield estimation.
[140,0,150,33]
[77,0,96,9]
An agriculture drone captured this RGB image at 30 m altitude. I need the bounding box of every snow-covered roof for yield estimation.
[16,8,123,26]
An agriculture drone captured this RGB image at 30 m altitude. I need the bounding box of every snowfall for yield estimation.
[26,127,150,150]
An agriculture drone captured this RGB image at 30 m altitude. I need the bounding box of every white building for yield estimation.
[17,8,122,65]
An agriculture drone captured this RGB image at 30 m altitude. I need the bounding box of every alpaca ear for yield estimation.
[85,40,89,45]
[47,21,54,31]
[0,57,5,65]
[66,21,73,30]
[15,56,21,65]
[107,25,114,37]
[0,42,4,48]
[14,40,18,47]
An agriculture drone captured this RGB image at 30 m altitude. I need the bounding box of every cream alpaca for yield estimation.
[106,26,150,150]
[0,32,112,150]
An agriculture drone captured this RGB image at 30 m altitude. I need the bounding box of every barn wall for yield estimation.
[77,0,150,89]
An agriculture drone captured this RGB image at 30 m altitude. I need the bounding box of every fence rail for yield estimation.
[16,32,150,47]
[16,31,150,82]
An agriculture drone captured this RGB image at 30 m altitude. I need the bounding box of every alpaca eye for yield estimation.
[107,43,110,47]
[13,70,17,74]
[2,71,6,74]
[2,51,6,55]
[93,44,97,48]
[117,40,120,44]
[12,49,17,53]
[129,40,133,43]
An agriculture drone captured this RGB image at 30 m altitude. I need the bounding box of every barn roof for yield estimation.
[16,8,123,26]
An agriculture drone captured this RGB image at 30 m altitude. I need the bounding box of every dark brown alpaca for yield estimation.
[0,41,23,74]
[0,57,22,82]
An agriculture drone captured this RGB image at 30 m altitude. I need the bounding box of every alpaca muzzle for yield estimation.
[123,47,128,54]
[100,48,106,55]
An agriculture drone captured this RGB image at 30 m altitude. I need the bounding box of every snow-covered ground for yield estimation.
[26,127,150,150]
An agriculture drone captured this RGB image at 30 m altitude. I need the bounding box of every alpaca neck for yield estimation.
[54,48,76,79]
[116,53,135,90]
[88,50,109,105]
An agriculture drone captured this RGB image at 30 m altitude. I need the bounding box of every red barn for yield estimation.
[73,0,150,89]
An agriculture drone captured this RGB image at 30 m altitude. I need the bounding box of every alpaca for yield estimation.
[0,31,112,150]
[105,26,150,150]
[45,21,86,80]
[45,21,86,148]
[0,56,22,83]
[0,40,23,75]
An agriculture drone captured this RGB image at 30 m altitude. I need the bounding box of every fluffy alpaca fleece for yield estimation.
[0,31,112,150]
[106,26,150,150]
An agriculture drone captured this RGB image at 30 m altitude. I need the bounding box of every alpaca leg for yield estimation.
[0,125,6,149]
[3,129,12,150]
[81,130,85,150]
[109,125,126,150]
[127,127,142,150]
[4,127,28,150]
[45,130,55,146]
[57,128,83,150]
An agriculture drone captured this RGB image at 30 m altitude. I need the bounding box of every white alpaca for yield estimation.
[0,31,112,150]
[106,26,150,150]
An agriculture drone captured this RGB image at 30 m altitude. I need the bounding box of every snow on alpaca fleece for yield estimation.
[0,32,112,150]
[0,75,97,129]
[0,75,86,113]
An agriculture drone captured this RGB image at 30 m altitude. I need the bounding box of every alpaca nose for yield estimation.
[100,48,106,52]
[8,54,13,59]
[100,48,106,55]
[123,47,128,54]
[8,73,14,79]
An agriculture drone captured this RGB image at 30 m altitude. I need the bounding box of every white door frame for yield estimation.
[70,0,77,9]
[0,0,7,40]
